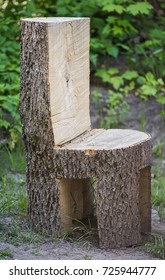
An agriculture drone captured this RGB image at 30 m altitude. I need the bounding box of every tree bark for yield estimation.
[20,20,61,235]
[55,132,152,248]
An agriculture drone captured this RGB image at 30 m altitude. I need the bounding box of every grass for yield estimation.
[0,142,44,250]
[0,248,13,260]
[0,141,27,218]
[145,235,165,259]
[151,165,165,222]
[61,217,98,248]
[0,219,43,246]
[0,174,27,218]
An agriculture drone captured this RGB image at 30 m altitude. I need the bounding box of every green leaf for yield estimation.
[138,85,157,99]
[123,81,135,94]
[0,119,10,129]
[96,69,111,83]
[137,76,146,85]
[157,78,164,86]
[103,4,125,14]
[112,26,123,36]
[117,43,131,52]
[156,95,165,105]
[106,46,119,58]
[107,16,116,24]
[126,2,153,16]
[90,53,98,66]
[109,76,124,90]
[122,70,138,80]
[102,25,111,35]
[90,38,104,51]
[107,67,119,76]
[145,72,154,82]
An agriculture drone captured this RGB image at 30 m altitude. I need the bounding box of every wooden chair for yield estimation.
[20,17,152,249]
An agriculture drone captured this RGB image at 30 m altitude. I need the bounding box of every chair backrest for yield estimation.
[47,17,91,145]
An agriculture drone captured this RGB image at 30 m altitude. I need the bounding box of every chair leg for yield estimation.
[96,169,142,249]
[139,166,151,233]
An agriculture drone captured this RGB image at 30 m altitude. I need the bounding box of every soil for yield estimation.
[0,91,165,260]
[0,212,164,260]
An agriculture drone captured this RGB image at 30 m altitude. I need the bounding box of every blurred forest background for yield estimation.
[1,0,165,146]
[0,0,165,259]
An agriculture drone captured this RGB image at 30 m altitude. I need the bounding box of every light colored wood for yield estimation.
[59,178,94,230]
[48,18,91,145]
[59,129,151,150]
[139,166,151,233]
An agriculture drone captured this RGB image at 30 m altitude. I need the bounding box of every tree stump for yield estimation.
[20,17,152,249]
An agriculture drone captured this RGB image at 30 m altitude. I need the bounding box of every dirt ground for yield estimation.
[0,211,164,260]
[0,239,160,260]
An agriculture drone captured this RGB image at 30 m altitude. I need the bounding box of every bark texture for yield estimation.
[20,21,61,235]
[55,139,152,248]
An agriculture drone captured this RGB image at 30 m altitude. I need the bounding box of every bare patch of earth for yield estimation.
[0,239,159,260]
[0,211,164,260]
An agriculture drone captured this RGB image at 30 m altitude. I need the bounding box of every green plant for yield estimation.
[61,217,97,246]
[145,235,165,259]
[151,161,165,224]
[94,68,137,128]
[103,90,129,128]
[152,174,165,210]
[0,144,27,218]
[152,140,164,158]
[0,174,27,218]
[0,220,42,246]
[139,112,147,132]
[0,249,13,260]
[0,17,21,149]
[137,72,165,100]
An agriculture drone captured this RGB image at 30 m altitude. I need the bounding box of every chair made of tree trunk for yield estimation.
[20,18,152,249]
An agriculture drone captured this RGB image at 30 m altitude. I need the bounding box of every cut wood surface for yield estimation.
[58,128,151,150]
[48,18,91,145]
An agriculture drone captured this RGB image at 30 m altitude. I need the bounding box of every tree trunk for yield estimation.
[20,20,61,235]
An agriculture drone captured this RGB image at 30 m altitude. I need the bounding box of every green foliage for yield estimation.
[104,91,129,128]
[126,2,153,15]
[153,140,164,158]
[152,173,165,209]
[0,16,21,148]
[0,221,42,246]
[137,72,165,99]
[0,144,27,217]
[92,87,129,128]
[0,0,165,144]
[0,173,27,218]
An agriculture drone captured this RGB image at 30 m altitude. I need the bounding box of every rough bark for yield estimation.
[20,20,61,235]
[55,133,152,248]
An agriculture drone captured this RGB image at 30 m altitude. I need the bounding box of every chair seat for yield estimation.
[57,129,151,150]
